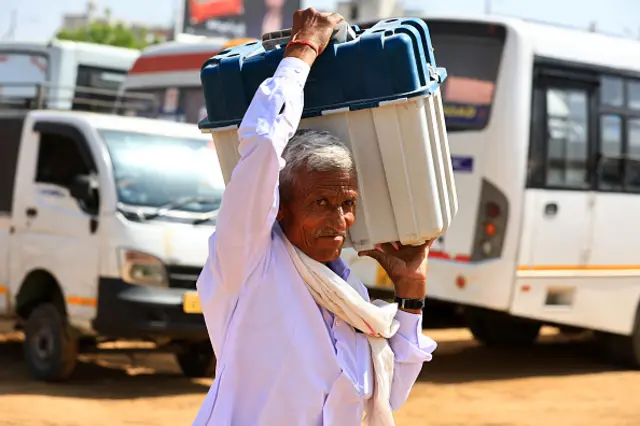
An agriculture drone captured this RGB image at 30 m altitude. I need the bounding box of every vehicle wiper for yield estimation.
[191,209,220,225]
[142,196,220,220]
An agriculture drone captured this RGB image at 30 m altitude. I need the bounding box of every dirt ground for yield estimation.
[1,327,638,426]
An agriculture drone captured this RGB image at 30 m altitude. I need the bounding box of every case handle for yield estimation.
[261,20,356,51]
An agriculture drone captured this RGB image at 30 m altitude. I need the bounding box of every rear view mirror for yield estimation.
[69,175,93,200]
[69,174,99,213]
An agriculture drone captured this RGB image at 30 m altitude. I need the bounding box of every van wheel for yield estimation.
[24,303,79,381]
[175,342,216,378]
[465,308,541,347]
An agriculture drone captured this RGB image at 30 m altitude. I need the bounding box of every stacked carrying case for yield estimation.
[199,17,458,252]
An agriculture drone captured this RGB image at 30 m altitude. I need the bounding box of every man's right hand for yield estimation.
[284,8,344,66]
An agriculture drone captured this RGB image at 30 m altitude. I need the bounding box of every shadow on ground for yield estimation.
[0,328,622,399]
[0,336,211,399]
[418,329,620,384]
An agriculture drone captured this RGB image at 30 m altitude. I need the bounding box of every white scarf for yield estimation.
[275,225,400,426]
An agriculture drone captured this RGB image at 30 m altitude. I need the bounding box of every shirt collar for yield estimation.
[326,256,351,281]
[274,222,352,281]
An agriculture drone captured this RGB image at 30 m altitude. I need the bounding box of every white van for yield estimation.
[0,109,224,381]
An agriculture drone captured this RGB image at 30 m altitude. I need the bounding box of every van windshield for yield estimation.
[99,129,225,214]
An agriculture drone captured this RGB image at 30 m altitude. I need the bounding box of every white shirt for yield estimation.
[193,56,437,426]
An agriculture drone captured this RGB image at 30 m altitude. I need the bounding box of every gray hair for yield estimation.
[279,129,356,201]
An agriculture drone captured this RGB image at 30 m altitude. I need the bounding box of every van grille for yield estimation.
[165,265,203,289]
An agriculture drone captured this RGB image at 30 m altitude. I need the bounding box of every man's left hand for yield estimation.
[359,240,433,312]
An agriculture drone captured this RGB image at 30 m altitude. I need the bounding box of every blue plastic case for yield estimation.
[198,17,447,130]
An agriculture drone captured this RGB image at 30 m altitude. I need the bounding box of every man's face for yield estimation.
[278,168,358,263]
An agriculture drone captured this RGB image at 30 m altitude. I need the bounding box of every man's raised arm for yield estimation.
[205,9,345,292]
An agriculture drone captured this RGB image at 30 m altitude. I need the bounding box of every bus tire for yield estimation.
[465,308,541,347]
[23,303,79,382]
[598,306,640,368]
[175,341,216,378]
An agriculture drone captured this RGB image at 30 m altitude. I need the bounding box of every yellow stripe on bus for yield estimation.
[67,296,97,307]
[518,264,640,271]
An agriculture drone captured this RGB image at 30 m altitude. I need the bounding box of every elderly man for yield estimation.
[193,8,437,426]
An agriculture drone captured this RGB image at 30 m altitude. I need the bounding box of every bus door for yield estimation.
[523,67,599,272]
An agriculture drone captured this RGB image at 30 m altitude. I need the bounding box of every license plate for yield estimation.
[183,291,202,314]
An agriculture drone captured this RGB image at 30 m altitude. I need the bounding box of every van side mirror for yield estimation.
[69,175,92,199]
[69,174,99,212]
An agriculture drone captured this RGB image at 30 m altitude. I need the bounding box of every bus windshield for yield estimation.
[100,129,225,214]
[426,20,506,131]
[0,52,48,105]
[73,66,128,113]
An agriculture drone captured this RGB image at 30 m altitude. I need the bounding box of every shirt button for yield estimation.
[335,319,341,327]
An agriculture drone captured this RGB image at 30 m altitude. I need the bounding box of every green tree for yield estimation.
[56,8,161,50]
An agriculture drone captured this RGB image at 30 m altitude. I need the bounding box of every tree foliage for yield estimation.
[55,8,161,49]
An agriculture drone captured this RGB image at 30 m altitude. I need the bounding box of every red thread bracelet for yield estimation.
[286,39,320,56]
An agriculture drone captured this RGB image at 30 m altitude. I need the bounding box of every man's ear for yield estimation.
[276,205,284,222]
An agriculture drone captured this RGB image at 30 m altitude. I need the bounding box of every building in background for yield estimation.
[61,0,173,44]
[176,0,301,39]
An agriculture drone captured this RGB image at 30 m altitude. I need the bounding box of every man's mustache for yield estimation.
[316,228,347,238]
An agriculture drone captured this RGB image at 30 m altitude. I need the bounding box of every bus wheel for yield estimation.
[465,308,541,347]
[175,341,216,378]
[597,307,640,368]
[23,303,79,381]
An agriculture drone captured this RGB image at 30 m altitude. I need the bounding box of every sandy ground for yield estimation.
[1,327,638,426]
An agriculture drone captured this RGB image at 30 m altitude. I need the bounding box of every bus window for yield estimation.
[545,88,590,189]
[601,76,624,107]
[181,88,207,123]
[121,87,205,123]
[73,65,127,112]
[427,21,506,131]
[628,80,640,110]
[598,114,623,190]
[627,119,640,191]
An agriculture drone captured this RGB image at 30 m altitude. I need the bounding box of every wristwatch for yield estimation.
[394,296,426,310]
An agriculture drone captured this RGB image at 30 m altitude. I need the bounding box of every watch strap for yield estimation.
[394,296,426,310]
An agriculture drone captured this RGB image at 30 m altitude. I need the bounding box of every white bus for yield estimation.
[119,37,255,123]
[0,39,140,112]
[359,15,640,365]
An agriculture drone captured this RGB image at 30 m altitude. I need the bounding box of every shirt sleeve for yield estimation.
[203,57,310,297]
[388,310,437,411]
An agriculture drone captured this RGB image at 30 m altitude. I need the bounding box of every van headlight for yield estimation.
[118,249,168,287]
